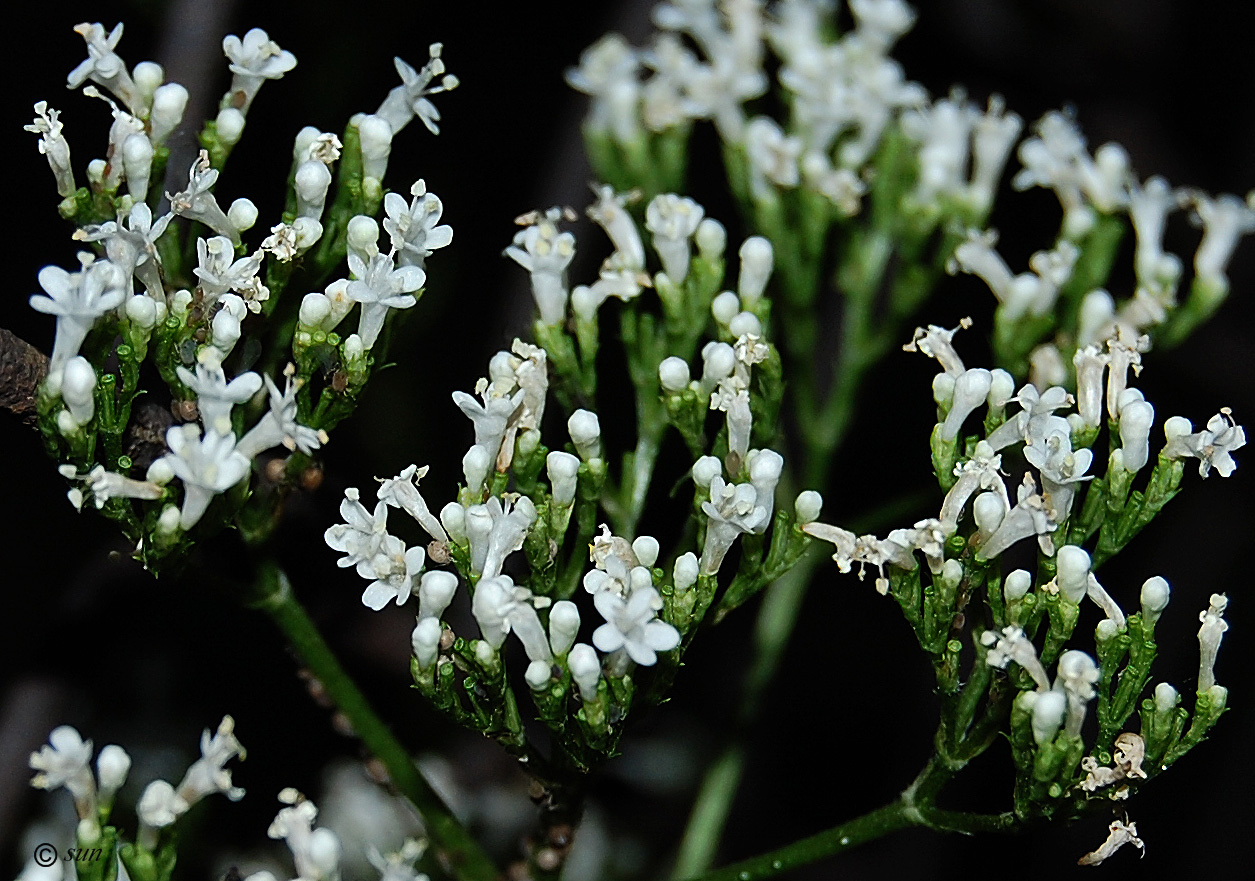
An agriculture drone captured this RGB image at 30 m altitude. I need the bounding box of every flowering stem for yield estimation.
[249,562,501,881]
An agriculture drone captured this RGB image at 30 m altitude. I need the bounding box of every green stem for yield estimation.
[249,562,501,881]
[678,796,1015,881]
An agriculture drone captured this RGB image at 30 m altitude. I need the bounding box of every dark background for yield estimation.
[2,1,1252,879]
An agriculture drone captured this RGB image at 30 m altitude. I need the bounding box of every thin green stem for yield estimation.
[249,562,501,881]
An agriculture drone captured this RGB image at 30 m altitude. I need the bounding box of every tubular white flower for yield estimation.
[471,575,551,661]
[30,258,126,381]
[982,626,1051,691]
[411,617,442,670]
[566,33,641,140]
[384,180,453,270]
[1072,346,1108,428]
[177,352,262,435]
[29,726,96,818]
[160,424,250,530]
[235,371,326,457]
[701,475,769,574]
[357,114,394,182]
[176,716,246,806]
[1190,190,1255,290]
[477,496,538,581]
[525,659,552,692]
[548,600,581,656]
[699,341,736,396]
[26,102,76,197]
[454,388,521,471]
[1197,593,1229,691]
[1078,819,1144,867]
[375,45,459,136]
[221,28,296,115]
[137,779,187,833]
[587,185,645,270]
[95,744,131,801]
[969,95,1022,212]
[592,587,680,666]
[1162,409,1246,478]
[939,368,992,442]
[168,151,238,243]
[711,379,753,468]
[1086,573,1127,630]
[1077,289,1116,347]
[268,792,342,881]
[902,319,970,378]
[646,194,705,283]
[376,464,448,543]
[1025,690,1067,746]
[632,535,660,568]
[67,23,143,113]
[346,250,424,349]
[506,208,576,325]
[1129,176,1182,285]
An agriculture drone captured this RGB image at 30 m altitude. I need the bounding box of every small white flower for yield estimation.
[137,779,188,831]
[325,488,393,575]
[67,23,144,114]
[236,372,327,459]
[383,180,453,269]
[700,474,769,575]
[375,44,460,135]
[360,539,426,611]
[345,250,424,349]
[29,726,96,818]
[1077,819,1144,866]
[25,102,76,197]
[1163,409,1245,478]
[645,193,705,283]
[168,150,239,242]
[376,464,448,544]
[592,587,680,666]
[177,351,262,435]
[268,791,343,881]
[222,28,297,114]
[471,575,552,661]
[30,258,126,380]
[193,235,267,311]
[506,208,577,324]
[160,424,252,529]
[587,185,645,271]
[1197,593,1229,692]
[176,715,246,805]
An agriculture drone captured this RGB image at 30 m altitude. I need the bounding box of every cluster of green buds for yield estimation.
[25,22,457,573]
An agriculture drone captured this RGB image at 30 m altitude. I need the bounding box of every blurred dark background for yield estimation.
[2,1,1252,879]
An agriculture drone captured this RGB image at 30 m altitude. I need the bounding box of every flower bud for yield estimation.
[674,552,699,592]
[695,217,726,261]
[1003,569,1032,602]
[216,107,246,147]
[299,293,332,329]
[729,311,762,337]
[738,236,773,307]
[1055,545,1091,604]
[96,745,131,796]
[227,197,258,232]
[525,659,552,691]
[1140,576,1170,630]
[150,83,188,145]
[462,444,491,495]
[61,357,96,426]
[794,490,823,524]
[546,451,580,507]
[632,536,660,568]
[439,501,466,543]
[548,600,581,656]
[358,113,393,181]
[568,643,601,701]
[692,456,721,488]
[418,571,458,621]
[659,356,691,393]
[412,617,442,669]
[711,291,740,325]
[568,409,601,461]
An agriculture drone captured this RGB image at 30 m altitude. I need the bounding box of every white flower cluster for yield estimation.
[805,319,1244,577]
[28,717,244,852]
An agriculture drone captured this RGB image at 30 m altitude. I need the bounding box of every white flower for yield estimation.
[375,45,459,135]
[168,151,239,242]
[744,116,801,199]
[30,258,126,380]
[177,351,262,435]
[268,791,343,881]
[982,626,1051,691]
[383,180,453,269]
[978,473,1058,559]
[221,28,296,114]
[236,372,327,459]
[376,464,448,543]
[506,208,577,324]
[1197,593,1229,691]
[176,716,245,805]
[1190,190,1255,290]
[160,424,252,529]
[25,102,76,197]
[417,570,458,621]
[137,779,188,830]
[67,23,144,114]
[193,235,267,311]
[1163,409,1245,478]
[700,474,769,574]
[587,185,645,270]
[29,726,96,817]
[325,488,393,575]
[591,587,680,666]
[902,319,970,378]
[466,495,537,580]
[346,250,424,349]
[1055,650,1099,737]
[360,539,426,611]
[368,840,429,881]
[1077,819,1144,866]
[645,193,705,283]
[566,33,642,141]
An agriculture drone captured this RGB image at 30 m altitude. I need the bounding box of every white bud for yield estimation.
[132,62,164,99]
[299,293,332,328]
[548,600,581,656]
[294,126,321,162]
[347,216,380,257]
[146,458,175,486]
[972,491,1006,537]
[987,368,1016,410]
[794,490,823,524]
[418,570,458,621]
[1140,576,1170,628]
[1003,569,1032,602]
[122,133,154,200]
[96,745,131,795]
[292,217,323,250]
[692,456,722,488]
[568,409,602,461]
[695,217,726,260]
[150,83,188,145]
[1029,690,1067,745]
[1153,681,1178,714]
[211,308,241,354]
[729,311,762,337]
[570,284,598,321]
[1096,618,1120,642]
[295,161,333,220]
[157,503,181,533]
[932,371,956,406]
[659,356,691,393]
[546,451,580,507]
[87,159,106,186]
[568,643,601,701]
[462,444,492,494]
[62,357,96,426]
[700,342,736,395]
[525,659,552,691]
[1055,545,1091,604]
[216,107,246,147]
[1119,400,1156,472]
[305,828,341,879]
[673,552,699,592]
[738,236,773,306]
[1164,415,1193,441]
[126,294,160,329]
[711,291,740,325]
[343,333,364,363]
[227,198,258,232]
[439,501,466,543]
[357,114,394,181]
[632,536,660,568]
